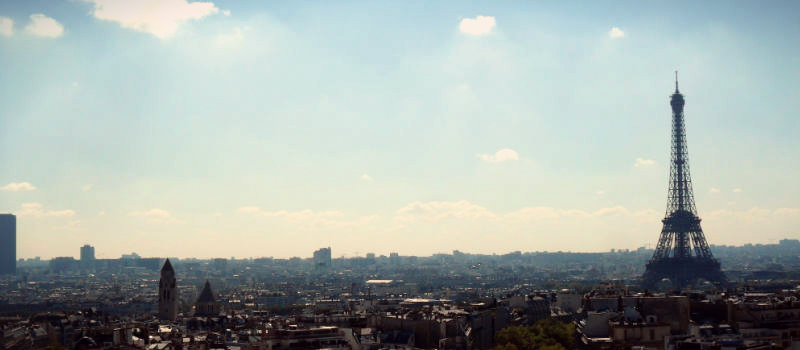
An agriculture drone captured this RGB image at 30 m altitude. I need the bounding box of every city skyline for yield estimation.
[13,239,800,262]
[1,0,799,259]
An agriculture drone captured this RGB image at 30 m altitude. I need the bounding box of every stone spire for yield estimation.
[158,259,177,321]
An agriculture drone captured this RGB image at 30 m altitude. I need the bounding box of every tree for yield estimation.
[495,319,575,350]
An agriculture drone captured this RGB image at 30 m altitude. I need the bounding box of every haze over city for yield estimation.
[1,0,799,259]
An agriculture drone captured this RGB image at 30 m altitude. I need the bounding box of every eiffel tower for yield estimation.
[641,73,726,289]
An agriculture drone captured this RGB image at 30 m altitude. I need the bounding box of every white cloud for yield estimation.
[732,188,742,193]
[477,148,519,163]
[129,208,183,223]
[1,182,36,191]
[87,0,220,39]
[596,190,606,196]
[633,157,655,167]
[17,203,75,217]
[222,9,231,16]
[25,14,64,38]
[459,15,495,35]
[0,17,13,37]
[360,174,373,181]
[608,26,625,39]
[709,187,720,193]
[82,184,93,192]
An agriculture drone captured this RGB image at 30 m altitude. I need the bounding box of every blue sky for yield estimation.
[1,0,798,259]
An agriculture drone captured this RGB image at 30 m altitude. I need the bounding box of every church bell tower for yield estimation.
[158,258,178,321]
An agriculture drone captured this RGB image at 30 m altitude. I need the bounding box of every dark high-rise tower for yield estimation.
[80,244,95,270]
[0,214,15,275]
[642,73,726,289]
[80,244,95,262]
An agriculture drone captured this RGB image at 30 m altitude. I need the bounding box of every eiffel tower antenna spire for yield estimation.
[675,70,679,92]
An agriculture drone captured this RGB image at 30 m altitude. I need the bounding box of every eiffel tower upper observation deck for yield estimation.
[641,73,726,289]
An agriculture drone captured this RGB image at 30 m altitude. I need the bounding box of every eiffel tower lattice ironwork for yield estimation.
[641,73,726,289]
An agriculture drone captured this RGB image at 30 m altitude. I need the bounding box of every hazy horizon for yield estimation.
[2,0,799,259]
[16,238,800,261]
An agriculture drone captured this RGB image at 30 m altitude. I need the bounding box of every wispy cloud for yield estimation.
[82,184,93,192]
[130,208,171,218]
[129,208,184,224]
[390,200,661,249]
[707,207,800,221]
[633,157,655,167]
[1,182,36,191]
[54,220,83,232]
[477,148,519,163]
[732,188,742,193]
[396,200,497,222]
[0,17,13,37]
[709,187,720,193]
[237,206,377,230]
[360,174,373,181]
[25,14,64,38]
[608,26,625,39]
[17,203,75,217]
[238,207,343,221]
[459,15,496,36]
[395,201,658,225]
[87,0,220,39]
